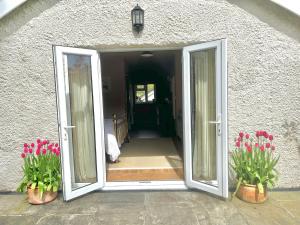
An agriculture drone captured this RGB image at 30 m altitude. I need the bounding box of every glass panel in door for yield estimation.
[191,48,218,186]
[66,54,97,189]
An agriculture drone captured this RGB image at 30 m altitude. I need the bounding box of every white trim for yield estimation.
[271,0,300,16]
[0,0,27,19]
[54,46,105,201]
[182,39,228,198]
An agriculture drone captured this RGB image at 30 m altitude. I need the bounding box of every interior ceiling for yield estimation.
[102,50,179,75]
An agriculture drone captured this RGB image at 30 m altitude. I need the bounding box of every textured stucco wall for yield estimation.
[0,0,299,191]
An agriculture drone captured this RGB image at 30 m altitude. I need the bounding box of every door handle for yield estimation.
[208,120,221,124]
[208,115,222,136]
[64,125,76,129]
[208,114,221,124]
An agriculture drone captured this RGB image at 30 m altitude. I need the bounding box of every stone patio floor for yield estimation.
[0,190,299,225]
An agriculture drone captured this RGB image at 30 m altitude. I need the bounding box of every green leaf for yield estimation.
[53,185,58,192]
[257,183,264,194]
[31,182,37,190]
[47,184,52,192]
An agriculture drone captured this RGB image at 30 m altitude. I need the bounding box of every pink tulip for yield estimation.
[21,153,26,158]
[269,135,273,141]
[239,132,244,138]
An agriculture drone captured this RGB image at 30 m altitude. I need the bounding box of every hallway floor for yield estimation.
[106,138,183,181]
[0,191,299,225]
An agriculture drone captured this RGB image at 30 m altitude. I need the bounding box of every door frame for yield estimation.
[54,42,228,195]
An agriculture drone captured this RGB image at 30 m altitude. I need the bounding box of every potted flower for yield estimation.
[231,131,279,203]
[17,138,61,204]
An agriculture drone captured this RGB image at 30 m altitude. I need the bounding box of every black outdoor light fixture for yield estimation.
[131,4,144,33]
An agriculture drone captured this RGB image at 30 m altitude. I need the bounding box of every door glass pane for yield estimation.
[147,84,155,102]
[65,54,97,190]
[136,90,146,103]
[190,48,217,186]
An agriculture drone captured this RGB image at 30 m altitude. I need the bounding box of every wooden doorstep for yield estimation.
[106,167,184,182]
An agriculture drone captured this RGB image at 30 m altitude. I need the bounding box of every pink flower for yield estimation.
[36,149,41,155]
[255,143,259,148]
[42,140,47,145]
[247,146,252,153]
[55,143,59,147]
[29,148,33,154]
[37,138,41,143]
[21,153,26,158]
[30,143,34,148]
[24,143,28,148]
[48,144,53,150]
[260,145,265,151]
[55,151,60,156]
[271,145,275,151]
[38,143,42,148]
[256,131,260,137]
[24,148,29,153]
[239,132,244,138]
[245,134,250,139]
[235,141,241,148]
[57,147,60,152]
[245,142,249,147]
[269,135,273,141]
[52,148,57,154]
[266,143,271,148]
[42,149,47,155]
[263,132,269,139]
[47,140,50,144]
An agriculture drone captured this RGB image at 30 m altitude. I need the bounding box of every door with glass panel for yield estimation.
[183,40,228,198]
[54,46,105,201]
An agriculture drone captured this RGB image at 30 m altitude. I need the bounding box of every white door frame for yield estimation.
[182,39,228,198]
[54,46,106,201]
[54,42,227,197]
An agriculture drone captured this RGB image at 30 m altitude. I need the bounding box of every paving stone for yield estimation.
[0,191,299,225]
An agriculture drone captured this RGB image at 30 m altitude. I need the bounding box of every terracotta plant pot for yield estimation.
[27,188,58,205]
[236,183,267,203]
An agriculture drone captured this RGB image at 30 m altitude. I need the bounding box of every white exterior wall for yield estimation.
[0,0,299,191]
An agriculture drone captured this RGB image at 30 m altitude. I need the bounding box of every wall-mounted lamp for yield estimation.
[131,4,144,33]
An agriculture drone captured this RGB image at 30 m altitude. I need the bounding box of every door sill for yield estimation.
[102,181,188,191]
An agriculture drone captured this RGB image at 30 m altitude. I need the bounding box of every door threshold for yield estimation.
[102,181,187,191]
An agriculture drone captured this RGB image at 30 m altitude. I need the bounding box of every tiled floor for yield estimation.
[0,191,299,225]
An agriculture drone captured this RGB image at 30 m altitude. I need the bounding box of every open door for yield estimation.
[183,40,228,198]
[54,46,105,201]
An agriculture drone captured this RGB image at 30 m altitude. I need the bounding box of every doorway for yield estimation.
[100,50,184,182]
[53,39,228,201]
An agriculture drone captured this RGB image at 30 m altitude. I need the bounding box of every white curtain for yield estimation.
[68,55,97,184]
[191,49,217,181]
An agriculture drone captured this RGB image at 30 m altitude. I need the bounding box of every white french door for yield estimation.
[183,40,228,198]
[54,46,105,201]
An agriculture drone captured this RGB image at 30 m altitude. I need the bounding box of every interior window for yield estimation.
[135,83,155,103]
